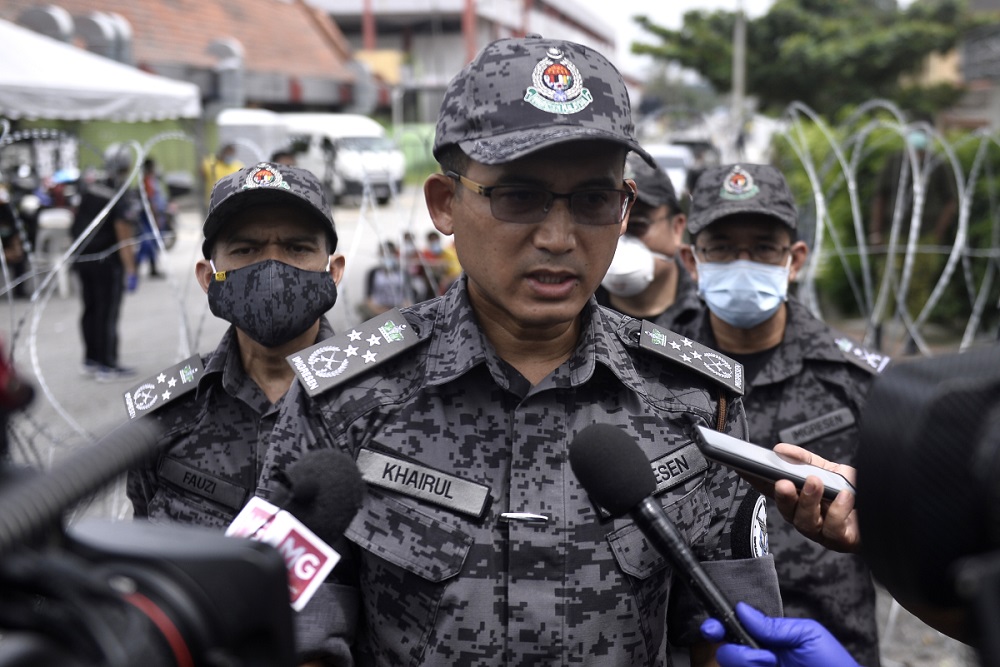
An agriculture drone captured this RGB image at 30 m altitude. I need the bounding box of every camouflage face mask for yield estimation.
[207,259,337,347]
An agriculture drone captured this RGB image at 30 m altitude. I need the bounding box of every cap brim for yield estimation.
[202,189,336,258]
[456,126,655,168]
[634,191,669,208]
[688,204,795,236]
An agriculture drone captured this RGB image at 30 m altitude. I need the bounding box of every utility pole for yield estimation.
[731,0,746,160]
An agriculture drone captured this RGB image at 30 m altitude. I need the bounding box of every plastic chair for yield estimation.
[34,207,74,298]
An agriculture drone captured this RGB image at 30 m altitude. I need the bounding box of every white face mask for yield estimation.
[696,257,791,328]
[602,235,671,297]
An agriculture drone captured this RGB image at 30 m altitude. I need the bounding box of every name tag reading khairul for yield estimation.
[356,449,491,518]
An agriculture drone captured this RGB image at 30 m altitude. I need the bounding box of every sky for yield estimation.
[573,0,777,73]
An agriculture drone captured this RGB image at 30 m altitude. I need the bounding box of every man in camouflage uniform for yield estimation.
[596,152,700,330]
[124,162,345,663]
[675,163,889,666]
[262,37,781,666]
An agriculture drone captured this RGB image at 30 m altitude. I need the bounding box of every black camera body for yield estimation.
[858,344,1000,664]
[0,519,296,667]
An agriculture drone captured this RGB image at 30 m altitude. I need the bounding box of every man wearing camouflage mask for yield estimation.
[265,36,780,666]
[125,164,344,648]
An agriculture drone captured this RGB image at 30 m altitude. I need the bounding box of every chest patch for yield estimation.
[778,407,856,445]
[356,448,491,518]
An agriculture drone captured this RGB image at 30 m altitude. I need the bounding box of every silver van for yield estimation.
[281,112,405,205]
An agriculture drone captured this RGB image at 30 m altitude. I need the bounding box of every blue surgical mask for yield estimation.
[696,258,790,329]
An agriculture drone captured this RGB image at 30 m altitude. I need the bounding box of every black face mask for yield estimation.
[207,259,338,348]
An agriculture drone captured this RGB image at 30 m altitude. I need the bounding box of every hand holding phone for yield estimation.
[692,426,855,502]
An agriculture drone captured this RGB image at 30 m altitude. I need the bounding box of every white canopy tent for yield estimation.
[0,19,200,122]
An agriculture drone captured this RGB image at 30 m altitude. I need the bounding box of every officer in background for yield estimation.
[127,161,343,522]
[596,152,699,330]
[72,150,140,381]
[125,163,344,663]
[675,163,888,666]
[265,36,781,666]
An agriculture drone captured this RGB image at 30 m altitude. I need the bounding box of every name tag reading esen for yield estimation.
[287,309,420,397]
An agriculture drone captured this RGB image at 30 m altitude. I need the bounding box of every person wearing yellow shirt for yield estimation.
[201,144,243,206]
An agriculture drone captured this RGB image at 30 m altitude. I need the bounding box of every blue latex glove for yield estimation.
[700,602,861,667]
[126,273,138,293]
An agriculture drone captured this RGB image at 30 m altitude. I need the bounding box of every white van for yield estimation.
[217,108,289,163]
[280,112,405,205]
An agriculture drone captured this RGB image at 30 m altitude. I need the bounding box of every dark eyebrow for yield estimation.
[489,174,621,190]
[222,233,322,247]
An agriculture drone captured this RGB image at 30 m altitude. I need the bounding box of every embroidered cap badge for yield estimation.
[524,47,593,114]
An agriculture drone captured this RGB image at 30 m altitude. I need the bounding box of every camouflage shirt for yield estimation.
[673,297,888,667]
[126,318,335,525]
[262,277,782,667]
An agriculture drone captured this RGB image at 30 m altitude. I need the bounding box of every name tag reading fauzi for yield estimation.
[287,309,420,398]
[356,449,491,518]
[159,459,247,510]
[778,407,856,445]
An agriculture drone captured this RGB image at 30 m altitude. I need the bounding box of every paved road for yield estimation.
[0,185,979,666]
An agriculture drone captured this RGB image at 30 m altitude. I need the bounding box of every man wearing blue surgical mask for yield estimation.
[676,164,889,667]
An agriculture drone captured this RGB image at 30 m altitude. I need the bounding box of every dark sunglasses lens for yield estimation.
[572,191,627,226]
[490,187,550,222]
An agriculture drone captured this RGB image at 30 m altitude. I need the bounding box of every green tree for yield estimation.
[632,0,980,119]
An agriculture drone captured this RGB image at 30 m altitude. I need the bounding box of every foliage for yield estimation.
[632,0,983,120]
[769,117,1000,338]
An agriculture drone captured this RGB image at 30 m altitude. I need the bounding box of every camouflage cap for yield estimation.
[433,35,653,166]
[686,163,797,236]
[202,162,337,258]
[625,152,678,209]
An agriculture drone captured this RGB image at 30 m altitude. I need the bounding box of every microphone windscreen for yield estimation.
[275,449,366,546]
[569,424,656,517]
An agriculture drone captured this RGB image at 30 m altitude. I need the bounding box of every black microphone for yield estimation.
[269,449,366,546]
[569,423,759,649]
[0,419,163,556]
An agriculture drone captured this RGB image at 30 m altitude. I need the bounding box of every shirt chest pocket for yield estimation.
[606,482,712,580]
[345,487,475,582]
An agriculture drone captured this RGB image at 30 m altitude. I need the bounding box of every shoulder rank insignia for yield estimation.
[123,355,203,419]
[834,336,890,374]
[638,320,744,395]
[287,308,421,397]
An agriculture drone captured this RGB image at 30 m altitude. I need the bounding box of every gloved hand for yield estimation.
[700,602,861,667]
[126,273,138,293]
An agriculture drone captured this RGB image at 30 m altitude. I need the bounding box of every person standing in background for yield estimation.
[202,144,243,208]
[676,163,887,666]
[597,151,698,330]
[72,150,140,382]
[136,157,168,278]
